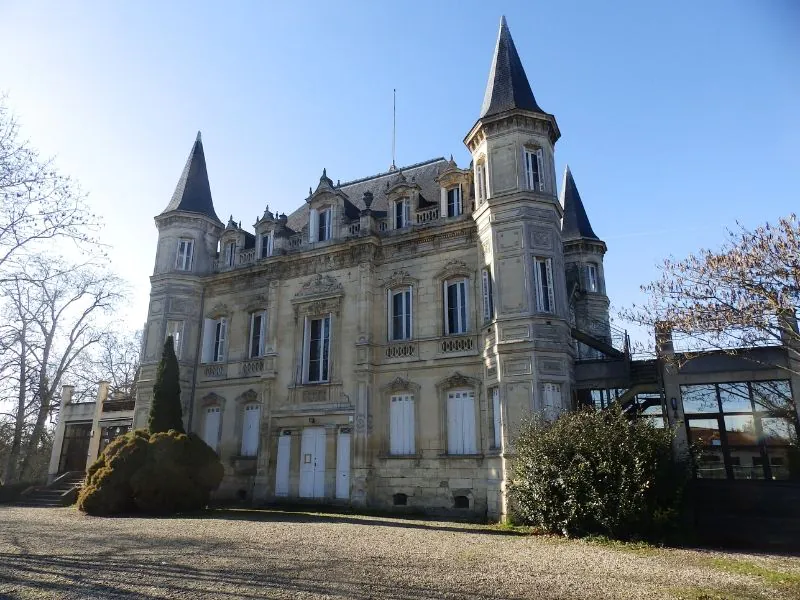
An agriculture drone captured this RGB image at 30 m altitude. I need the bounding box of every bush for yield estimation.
[508,407,691,542]
[77,429,223,516]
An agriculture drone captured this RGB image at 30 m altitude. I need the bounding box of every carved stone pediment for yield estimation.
[293,297,342,320]
[294,274,343,299]
[436,371,481,391]
[205,303,230,319]
[382,269,417,289]
[435,259,471,281]
[380,377,421,395]
[236,389,259,404]
[201,392,225,407]
[244,294,268,312]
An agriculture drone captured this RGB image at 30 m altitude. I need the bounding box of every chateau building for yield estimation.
[63,16,785,520]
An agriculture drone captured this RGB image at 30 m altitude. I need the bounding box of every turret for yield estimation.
[560,165,611,357]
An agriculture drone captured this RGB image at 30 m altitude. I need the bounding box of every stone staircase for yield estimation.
[15,471,84,508]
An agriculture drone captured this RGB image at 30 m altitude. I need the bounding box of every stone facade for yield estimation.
[132,18,611,520]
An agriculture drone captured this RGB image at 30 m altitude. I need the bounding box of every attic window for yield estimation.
[394,198,410,229]
[447,186,462,218]
[224,241,236,267]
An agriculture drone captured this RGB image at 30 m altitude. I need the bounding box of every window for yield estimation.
[444,279,468,335]
[394,198,410,229]
[165,320,184,359]
[202,317,227,363]
[304,315,331,383]
[260,232,274,259]
[543,383,562,419]
[481,268,494,322]
[447,186,462,217]
[476,162,487,202]
[682,380,798,480]
[241,404,260,457]
[203,406,221,451]
[491,387,502,449]
[389,287,412,341]
[249,311,266,358]
[533,257,554,313]
[309,207,332,242]
[224,241,236,267]
[587,264,599,292]
[524,148,544,191]
[447,390,477,454]
[175,239,194,271]
[389,394,415,455]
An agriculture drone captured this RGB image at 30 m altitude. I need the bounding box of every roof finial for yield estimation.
[500,14,507,28]
[196,130,202,142]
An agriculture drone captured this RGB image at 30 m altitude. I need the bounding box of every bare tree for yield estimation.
[0,96,99,278]
[69,328,142,403]
[622,214,800,378]
[0,258,122,482]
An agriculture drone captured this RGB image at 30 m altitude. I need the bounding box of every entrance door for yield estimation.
[299,427,326,498]
[275,433,291,497]
[336,430,351,499]
[58,423,92,473]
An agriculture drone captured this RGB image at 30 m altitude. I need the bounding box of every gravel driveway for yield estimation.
[1,506,798,599]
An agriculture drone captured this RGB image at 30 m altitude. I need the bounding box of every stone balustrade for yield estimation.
[416,206,440,224]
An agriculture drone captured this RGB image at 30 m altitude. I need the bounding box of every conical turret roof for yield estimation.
[480,16,544,118]
[160,132,220,222]
[560,166,599,240]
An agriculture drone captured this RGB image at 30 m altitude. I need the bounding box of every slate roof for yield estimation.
[160,132,221,223]
[560,166,599,240]
[286,158,449,234]
[480,16,544,118]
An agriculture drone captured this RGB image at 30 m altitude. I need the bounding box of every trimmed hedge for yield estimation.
[508,407,691,542]
[78,429,223,516]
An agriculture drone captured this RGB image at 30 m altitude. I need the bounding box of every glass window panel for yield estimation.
[724,415,763,480]
[719,383,752,413]
[724,415,758,445]
[751,381,793,412]
[761,417,799,480]
[761,417,797,447]
[688,418,722,447]
[689,418,726,479]
[681,385,719,414]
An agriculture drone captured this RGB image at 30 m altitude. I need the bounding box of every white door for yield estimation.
[299,427,326,498]
[203,407,221,451]
[336,431,351,499]
[241,404,260,456]
[275,434,291,497]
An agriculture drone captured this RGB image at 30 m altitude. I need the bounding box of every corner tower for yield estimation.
[134,132,224,429]
[561,166,611,358]
[466,17,571,518]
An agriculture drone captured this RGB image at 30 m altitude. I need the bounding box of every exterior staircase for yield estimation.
[14,471,84,507]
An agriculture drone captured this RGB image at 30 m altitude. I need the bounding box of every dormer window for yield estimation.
[524,147,544,191]
[394,198,410,229]
[260,231,274,259]
[224,241,236,267]
[446,186,462,218]
[309,207,332,242]
[175,239,193,271]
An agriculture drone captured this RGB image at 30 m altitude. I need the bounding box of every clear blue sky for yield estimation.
[1,1,798,343]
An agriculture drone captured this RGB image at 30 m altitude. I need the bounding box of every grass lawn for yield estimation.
[1,506,798,599]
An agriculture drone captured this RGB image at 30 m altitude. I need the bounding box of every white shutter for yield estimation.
[456,185,463,215]
[405,396,415,454]
[387,289,392,341]
[202,319,215,363]
[217,318,227,361]
[203,407,220,451]
[325,208,332,239]
[545,259,555,313]
[443,281,449,335]
[440,187,447,219]
[463,391,477,454]
[492,388,502,449]
[482,269,491,321]
[403,199,410,227]
[390,395,414,455]
[536,149,545,191]
[309,209,318,243]
[241,404,260,456]
[259,311,267,355]
[447,392,461,454]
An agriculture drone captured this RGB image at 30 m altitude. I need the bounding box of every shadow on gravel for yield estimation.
[0,549,524,600]
[191,507,532,536]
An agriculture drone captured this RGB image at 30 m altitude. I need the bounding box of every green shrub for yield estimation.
[508,407,691,542]
[77,429,223,516]
[148,336,185,434]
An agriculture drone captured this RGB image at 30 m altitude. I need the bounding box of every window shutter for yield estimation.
[302,317,310,382]
[545,259,555,313]
[443,281,449,335]
[463,392,476,454]
[492,388,502,449]
[309,209,318,243]
[482,270,491,321]
[201,319,215,363]
[536,149,545,191]
[260,311,267,355]
[218,318,227,361]
[403,199,410,227]
[447,393,460,454]
[406,396,415,454]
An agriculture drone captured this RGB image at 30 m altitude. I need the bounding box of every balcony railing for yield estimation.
[385,342,416,359]
[347,222,361,236]
[416,206,439,224]
[440,335,475,354]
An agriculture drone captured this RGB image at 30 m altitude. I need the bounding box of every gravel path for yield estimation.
[1,506,798,599]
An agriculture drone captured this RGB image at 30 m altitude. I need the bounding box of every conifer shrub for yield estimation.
[77,430,223,516]
[508,407,691,542]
